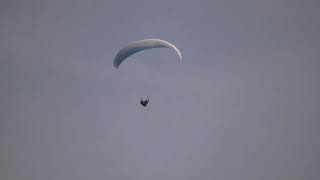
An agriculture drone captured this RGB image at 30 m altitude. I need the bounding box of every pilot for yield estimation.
[140,97,149,107]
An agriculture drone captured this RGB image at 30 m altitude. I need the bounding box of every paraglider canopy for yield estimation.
[113,39,182,68]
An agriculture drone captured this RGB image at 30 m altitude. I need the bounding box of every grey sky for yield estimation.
[1,0,320,179]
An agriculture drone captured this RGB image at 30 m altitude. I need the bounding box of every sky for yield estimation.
[1,0,320,179]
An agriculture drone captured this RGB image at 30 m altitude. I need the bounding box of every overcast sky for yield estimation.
[1,0,320,179]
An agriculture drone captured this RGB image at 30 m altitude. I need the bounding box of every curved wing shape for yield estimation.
[114,39,182,68]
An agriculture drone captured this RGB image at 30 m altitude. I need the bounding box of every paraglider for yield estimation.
[113,39,182,107]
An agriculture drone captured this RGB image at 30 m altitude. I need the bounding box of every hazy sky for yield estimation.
[1,0,320,179]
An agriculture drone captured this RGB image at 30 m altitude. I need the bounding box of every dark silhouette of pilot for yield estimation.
[140,97,149,107]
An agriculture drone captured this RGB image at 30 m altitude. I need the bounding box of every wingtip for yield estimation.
[113,62,119,68]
